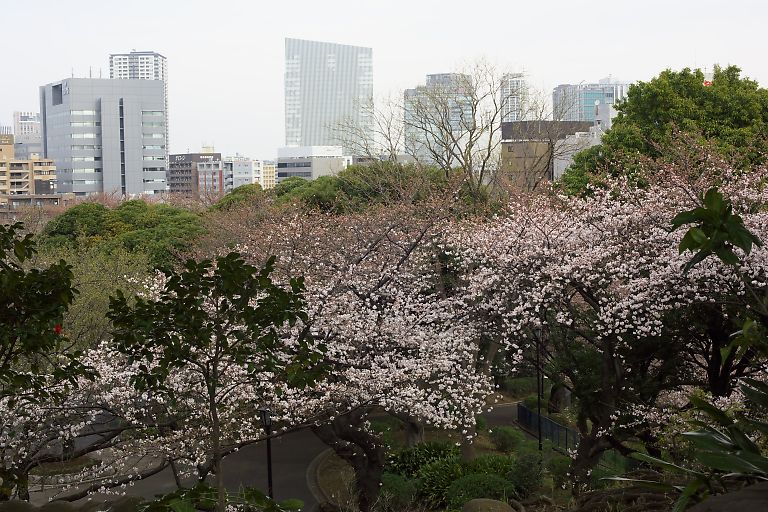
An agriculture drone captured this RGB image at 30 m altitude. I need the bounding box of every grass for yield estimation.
[30,456,97,477]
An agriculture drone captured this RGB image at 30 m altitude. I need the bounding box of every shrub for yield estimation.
[475,415,488,432]
[490,426,525,453]
[379,472,418,510]
[521,394,540,410]
[462,454,516,477]
[501,376,538,397]
[545,455,570,488]
[416,456,464,507]
[445,474,515,509]
[507,452,543,499]
[385,441,459,478]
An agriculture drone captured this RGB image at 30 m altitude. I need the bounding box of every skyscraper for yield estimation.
[109,51,169,153]
[13,111,42,159]
[40,78,167,197]
[552,77,630,123]
[284,38,373,151]
[404,73,473,164]
[500,73,527,122]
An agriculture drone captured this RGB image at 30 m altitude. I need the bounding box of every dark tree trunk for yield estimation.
[312,408,385,512]
[548,383,569,413]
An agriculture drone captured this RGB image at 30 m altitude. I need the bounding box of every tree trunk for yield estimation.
[548,384,569,413]
[16,472,29,502]
[460,424,477,462]
[312,408,385,512]
[393,413,424,448]
[570,433,607,495]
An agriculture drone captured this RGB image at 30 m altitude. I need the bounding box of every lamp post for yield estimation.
[258,408,274,499]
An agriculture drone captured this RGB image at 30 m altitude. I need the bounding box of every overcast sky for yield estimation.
[3,0,766,159]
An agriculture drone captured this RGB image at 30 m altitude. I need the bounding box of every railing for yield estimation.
[516,403,639,473]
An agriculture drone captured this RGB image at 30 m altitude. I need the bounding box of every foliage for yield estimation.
[546,454,571,489]
[415,456,464,507]
[378,473,419,511]
[211,184,264,211]
[489,427,526,453]
[506,452,543,499]
[475,415,487,433]
[445,474,515,509]
[385,442,460,478]
[0,222,90,402]
[672,187,763,272]
[500,376,538,398]
[137,482,302,512]
[42,200,205,267]
[462,454,516,477]
[562,65,768,192]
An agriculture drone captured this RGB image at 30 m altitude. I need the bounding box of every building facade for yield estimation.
[276,146,348,183]
[13,111,43,159]
[260,161,276,190]
[552,77,630,123]
[197,159,233,196]
[0,134,59,206]
[284,38,373,151]
[109,51,169,154]
[40,78,168,197]
[500,73,527,122]
[167,152,221,196]
[225,155,256,189]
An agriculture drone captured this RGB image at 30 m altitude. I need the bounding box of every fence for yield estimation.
[516,403,639,473]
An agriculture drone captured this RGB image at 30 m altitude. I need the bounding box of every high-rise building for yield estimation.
[404,73,474,164]
[552,77,630,123]
[276,146,349,183]
[284,38,373,151]
[109,51,169,154]
[40,78,167,197]
[500,73,527,122]
[13,111,43,159]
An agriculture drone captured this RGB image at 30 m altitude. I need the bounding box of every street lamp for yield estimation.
[258,408,274,499]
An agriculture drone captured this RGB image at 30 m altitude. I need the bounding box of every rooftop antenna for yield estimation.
[89,66,92,78]
[71,67,74,78]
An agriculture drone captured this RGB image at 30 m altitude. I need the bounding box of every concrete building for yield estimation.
[40,78,167,197]
[260,161,276,190]
[500,73,527,122]
[225,155,256,189]
[500,121,592,190]
[552,77,630,123]
[13,111,43,159]
[404,73,473,164]
[197,159,233,196]
[109,51,169,154]
[276,146,348,183]
[284,38,373,151]
[0,134,60,207]
[168,151,221,196]
[0,126,11,135]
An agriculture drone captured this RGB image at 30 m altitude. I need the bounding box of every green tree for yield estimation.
[562,65,768,192]
[108,252,322,512]
[0,223,91,402]
[211,183,264,211]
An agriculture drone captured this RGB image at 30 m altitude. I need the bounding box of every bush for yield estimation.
[545,455,570,488]
[475,415,488,432]
[462,454,516,477]
[445,474,515,509]
[521,394,540,410]
[416,456,464,507]
[385,441,459,478]
[379,472,418,510]
[501,376,538,397]
[490,426,525,453]
[507,452,543,499]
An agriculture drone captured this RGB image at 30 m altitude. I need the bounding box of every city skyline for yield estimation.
[2,0,767,160]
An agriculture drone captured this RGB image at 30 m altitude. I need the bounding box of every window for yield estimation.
[142,110,164,116]
[142,145,165,150]
[143,133,164,139]
[71,110,97,115]
[143,156,165,161]
[71,133,97,139]
[52,84,63,105]
[71,121,100,127]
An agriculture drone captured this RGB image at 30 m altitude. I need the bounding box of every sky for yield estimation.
[2,0,767,160]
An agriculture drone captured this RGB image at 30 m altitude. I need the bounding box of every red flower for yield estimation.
[54,324,63,335]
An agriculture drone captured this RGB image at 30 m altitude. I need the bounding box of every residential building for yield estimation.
[225,154,256,189]
[13,111,43,159]
[276,146,348,183]
[500,121,592,190]
[500,73,527,122]
[167,151,221,196]
[197,159,233,196]
[552,77,630,123]
[404,73,473,164]
[109,51,169,154]
[40,78,168,197]
[260,161,276,190]
[284,38,373,151]
[0,134,60,207]
[0,126,11,135]
[552,125,605,179]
